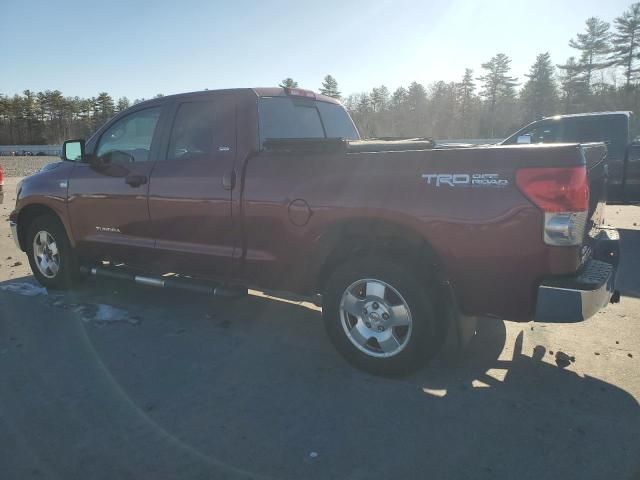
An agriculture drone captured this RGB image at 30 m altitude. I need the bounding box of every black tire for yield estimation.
[322,257,441,377]
[26,215,82,290]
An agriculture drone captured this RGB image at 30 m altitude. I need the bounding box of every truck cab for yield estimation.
[502,111,640,202]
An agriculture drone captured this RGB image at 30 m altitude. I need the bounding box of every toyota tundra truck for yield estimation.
[8,87,620,375]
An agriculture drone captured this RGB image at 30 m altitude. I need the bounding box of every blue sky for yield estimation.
[3,0,633,100]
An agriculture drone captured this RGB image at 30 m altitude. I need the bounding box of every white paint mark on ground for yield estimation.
[0,282,47,297]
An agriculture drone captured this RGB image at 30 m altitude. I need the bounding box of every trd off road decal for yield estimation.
[421,173,509,188]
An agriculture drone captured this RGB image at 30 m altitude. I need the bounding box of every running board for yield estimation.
[81,265,248,298]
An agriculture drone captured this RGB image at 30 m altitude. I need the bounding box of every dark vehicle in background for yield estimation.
[8,88,621,375]
[502,111,640,202]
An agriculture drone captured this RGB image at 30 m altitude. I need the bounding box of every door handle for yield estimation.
[125,175,148,187]
[222,170,236,190]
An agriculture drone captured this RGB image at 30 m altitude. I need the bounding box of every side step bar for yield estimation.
[81,265,248,298]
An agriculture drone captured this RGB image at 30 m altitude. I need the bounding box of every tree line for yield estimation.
[2,3,640,145]
[322,4,640,139]
[0,91,162,146]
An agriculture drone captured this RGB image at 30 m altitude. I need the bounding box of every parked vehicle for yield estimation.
[502,111,640,202]
[9,88,620,375]
[0,164,4,204]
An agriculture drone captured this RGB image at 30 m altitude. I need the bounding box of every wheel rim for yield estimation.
[32,230,60,279]
[339,278,413,358]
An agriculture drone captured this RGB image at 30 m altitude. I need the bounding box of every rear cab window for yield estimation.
[258,97,359,147]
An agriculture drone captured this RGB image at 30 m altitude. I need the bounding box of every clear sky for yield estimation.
[3,0,634,100]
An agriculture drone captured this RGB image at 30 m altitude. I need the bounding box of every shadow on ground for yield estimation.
[1,272,638,480]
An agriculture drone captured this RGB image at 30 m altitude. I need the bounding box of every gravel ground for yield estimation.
[0,176,639,479]
[0,156,59,177]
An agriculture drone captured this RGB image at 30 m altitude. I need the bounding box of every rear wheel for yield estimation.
[26,215,82,289]
[323,257,441,376]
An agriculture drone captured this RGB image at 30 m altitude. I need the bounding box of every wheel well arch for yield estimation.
[16,204,67,251]
[314,219,449,295]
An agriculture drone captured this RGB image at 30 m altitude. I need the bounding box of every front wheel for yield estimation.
[26,215,82,290]
[322,258,441,376]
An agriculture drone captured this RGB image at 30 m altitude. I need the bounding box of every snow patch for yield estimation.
[0,282,48,297]
[53,301,141,326]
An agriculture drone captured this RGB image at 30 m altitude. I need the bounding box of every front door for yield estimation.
[147,94,237,279]
[67,105,165,266]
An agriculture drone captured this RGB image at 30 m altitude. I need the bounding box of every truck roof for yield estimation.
[543,111,633,120]
[132,87,342,107]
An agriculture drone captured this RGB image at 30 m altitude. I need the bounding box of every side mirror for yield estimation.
[62,139,85,162]
[517,135,532,145]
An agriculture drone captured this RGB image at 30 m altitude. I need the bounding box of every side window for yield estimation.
[316,102,360,140]
[167,101,217,160]
[96,107,161,163]
[525,122,560,143]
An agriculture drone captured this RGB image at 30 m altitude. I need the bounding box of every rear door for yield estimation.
[68,104,166,265]
[147,93,237,279]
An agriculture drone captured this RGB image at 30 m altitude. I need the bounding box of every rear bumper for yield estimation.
[534,228,620,323]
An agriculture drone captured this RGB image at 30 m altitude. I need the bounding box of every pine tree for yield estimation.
[520,53,559,122]
[116,97,131,112]
[406,82,428,137]
[478,54,518,137]
[390,87,408,109]
[557,57,589,113]
[91,92,113,130]
[371,85,390,112]
[279,78,298,88]
[457,69,476,137]
[319,75,341,99]
[21,89,43,143]
[568,17,611,89]
[389,87,409,136]
[428,81,457,139]
[406,82,427,110]
[610,3,640,88]
[354,93,373,137]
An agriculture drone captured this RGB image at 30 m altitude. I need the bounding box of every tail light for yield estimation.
[516,166,589,246]
[0,165,4,185]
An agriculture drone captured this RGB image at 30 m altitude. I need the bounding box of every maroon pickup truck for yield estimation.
[9,87,620,375]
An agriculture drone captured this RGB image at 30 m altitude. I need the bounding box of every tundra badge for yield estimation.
[96,226,122,233]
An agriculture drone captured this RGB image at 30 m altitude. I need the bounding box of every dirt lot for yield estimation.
[1,175,639,480]
[0,156,59,177]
